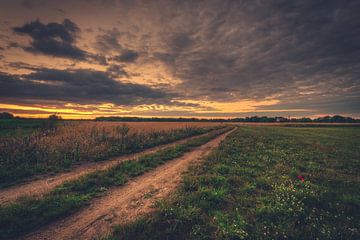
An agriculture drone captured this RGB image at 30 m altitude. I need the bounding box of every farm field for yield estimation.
[0,123,359,240]
[1,1,359,239]
[0,120,223,188]
[0,127,227,206]
[0,126,233,239]
[0,119,223,136]
[109,126,360,240]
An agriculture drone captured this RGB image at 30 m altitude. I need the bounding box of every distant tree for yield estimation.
[295,117,312,122]
[48,113,62,121]
[0,112,14,119]
[94,115,359,123]
[43,113,62,131]
[275,117,289,122]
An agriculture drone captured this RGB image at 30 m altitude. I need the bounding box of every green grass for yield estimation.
[0,127,231,240]
[0,119,49,136]
[110,126,360,240]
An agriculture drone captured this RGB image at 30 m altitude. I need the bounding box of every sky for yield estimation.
[0,0,359,119]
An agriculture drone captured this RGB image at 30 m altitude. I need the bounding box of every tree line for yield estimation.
[1,112,359,123]
[95,115,360,123]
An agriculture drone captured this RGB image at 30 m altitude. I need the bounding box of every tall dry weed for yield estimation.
[0,122,219,186]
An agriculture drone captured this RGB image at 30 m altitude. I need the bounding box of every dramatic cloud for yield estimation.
[95,28,123,53]
[0,69,170,105]
[106,64,128,78]
[13,19,86,60]
[21,0,35,9]
[0,0,359,117]
[113,49,139,63]
[145,0,360,114]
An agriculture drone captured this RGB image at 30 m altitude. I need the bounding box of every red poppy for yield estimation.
[297,175,305,182]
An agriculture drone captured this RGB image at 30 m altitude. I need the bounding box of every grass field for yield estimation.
[111,126,360,239]
[0,120,222,188]
[0,119,49,137]
[1,122,359,239]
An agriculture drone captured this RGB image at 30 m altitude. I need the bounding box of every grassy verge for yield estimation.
[110,126,360,240]
[0,126,231,239]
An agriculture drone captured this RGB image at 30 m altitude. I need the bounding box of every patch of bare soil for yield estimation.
[23,128,235,240]
[0,131,216,206]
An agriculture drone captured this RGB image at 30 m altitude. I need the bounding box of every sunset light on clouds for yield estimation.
[0,0,359,119]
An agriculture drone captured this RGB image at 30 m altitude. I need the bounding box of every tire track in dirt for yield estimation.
[0,130,220,206]
[23,128,235,240]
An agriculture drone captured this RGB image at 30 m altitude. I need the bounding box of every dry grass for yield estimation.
[0,121,222,187]
[70,121,223,133]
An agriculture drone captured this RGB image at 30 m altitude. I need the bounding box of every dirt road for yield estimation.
[0,130,218,206]
[23,128,235,240]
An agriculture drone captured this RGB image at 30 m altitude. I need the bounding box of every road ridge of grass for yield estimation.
[0,125,222,190]
[24,127,237,240]
[0,126,224,206]
[0,126,233,240]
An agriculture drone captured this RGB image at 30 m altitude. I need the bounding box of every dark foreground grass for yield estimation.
[0,126,231,240]
[0,119,48,136]
[110,126,360,240]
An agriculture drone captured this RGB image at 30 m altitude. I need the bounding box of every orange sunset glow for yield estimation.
[0,0,359,119]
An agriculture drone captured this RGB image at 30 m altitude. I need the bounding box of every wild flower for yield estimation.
[297,175,305,182]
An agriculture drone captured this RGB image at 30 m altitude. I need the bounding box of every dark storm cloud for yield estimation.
[21,0,34,9]
[170,33,194,52]
[7,61,40,71]
[257,88,360,115]
[12,18,107,65]
[152,0,360,112]
[0,69,171,105]
[1,0,360,116]
[106,64,129,78]
[91,54,108,65]
[7,42,21,49]
[13,19,87,60]
[113,49,139,62]
[95,28,123,52]
[54,8,65,14]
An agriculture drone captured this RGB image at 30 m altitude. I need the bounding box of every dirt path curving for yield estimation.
[0,130,219,206]
[22,128,235,240]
